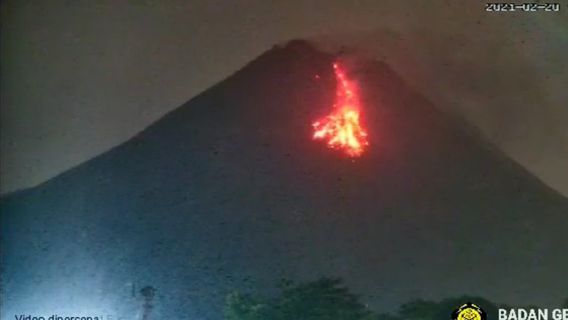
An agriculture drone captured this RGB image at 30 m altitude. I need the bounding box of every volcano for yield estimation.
[1,40,567,319]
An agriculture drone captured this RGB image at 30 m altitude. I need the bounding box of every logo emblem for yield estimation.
[452,303,486,320]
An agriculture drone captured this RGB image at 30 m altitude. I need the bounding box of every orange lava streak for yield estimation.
[312,62,369,157]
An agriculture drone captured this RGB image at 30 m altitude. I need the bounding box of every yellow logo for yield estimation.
[452,303,487,320]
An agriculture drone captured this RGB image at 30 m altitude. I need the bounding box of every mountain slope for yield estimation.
[2,40,567,319]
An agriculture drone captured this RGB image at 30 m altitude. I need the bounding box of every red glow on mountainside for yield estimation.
[312,62,369,157]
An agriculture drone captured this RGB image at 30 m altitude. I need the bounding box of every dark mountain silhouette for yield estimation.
[1,40,567,319]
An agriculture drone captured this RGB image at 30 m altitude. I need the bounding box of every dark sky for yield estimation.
[1,0,567,195]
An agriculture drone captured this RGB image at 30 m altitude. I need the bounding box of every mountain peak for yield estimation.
[2,40,567,320]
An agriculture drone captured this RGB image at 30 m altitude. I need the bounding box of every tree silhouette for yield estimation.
[224,277,555,320]
[277,277,371,320]
[225,277,372,320]
[225,291,272,320]
[398,299,439,320]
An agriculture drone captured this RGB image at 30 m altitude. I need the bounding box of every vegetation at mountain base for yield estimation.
[225,277,566,320]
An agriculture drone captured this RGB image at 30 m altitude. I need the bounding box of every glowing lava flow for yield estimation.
[312,62,369,157]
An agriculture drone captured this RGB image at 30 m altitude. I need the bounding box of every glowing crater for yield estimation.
[312,62,369,157]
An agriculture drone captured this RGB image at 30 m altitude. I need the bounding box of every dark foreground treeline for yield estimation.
[224,277,568,320]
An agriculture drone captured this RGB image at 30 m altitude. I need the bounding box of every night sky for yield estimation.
[1,0,567,195]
